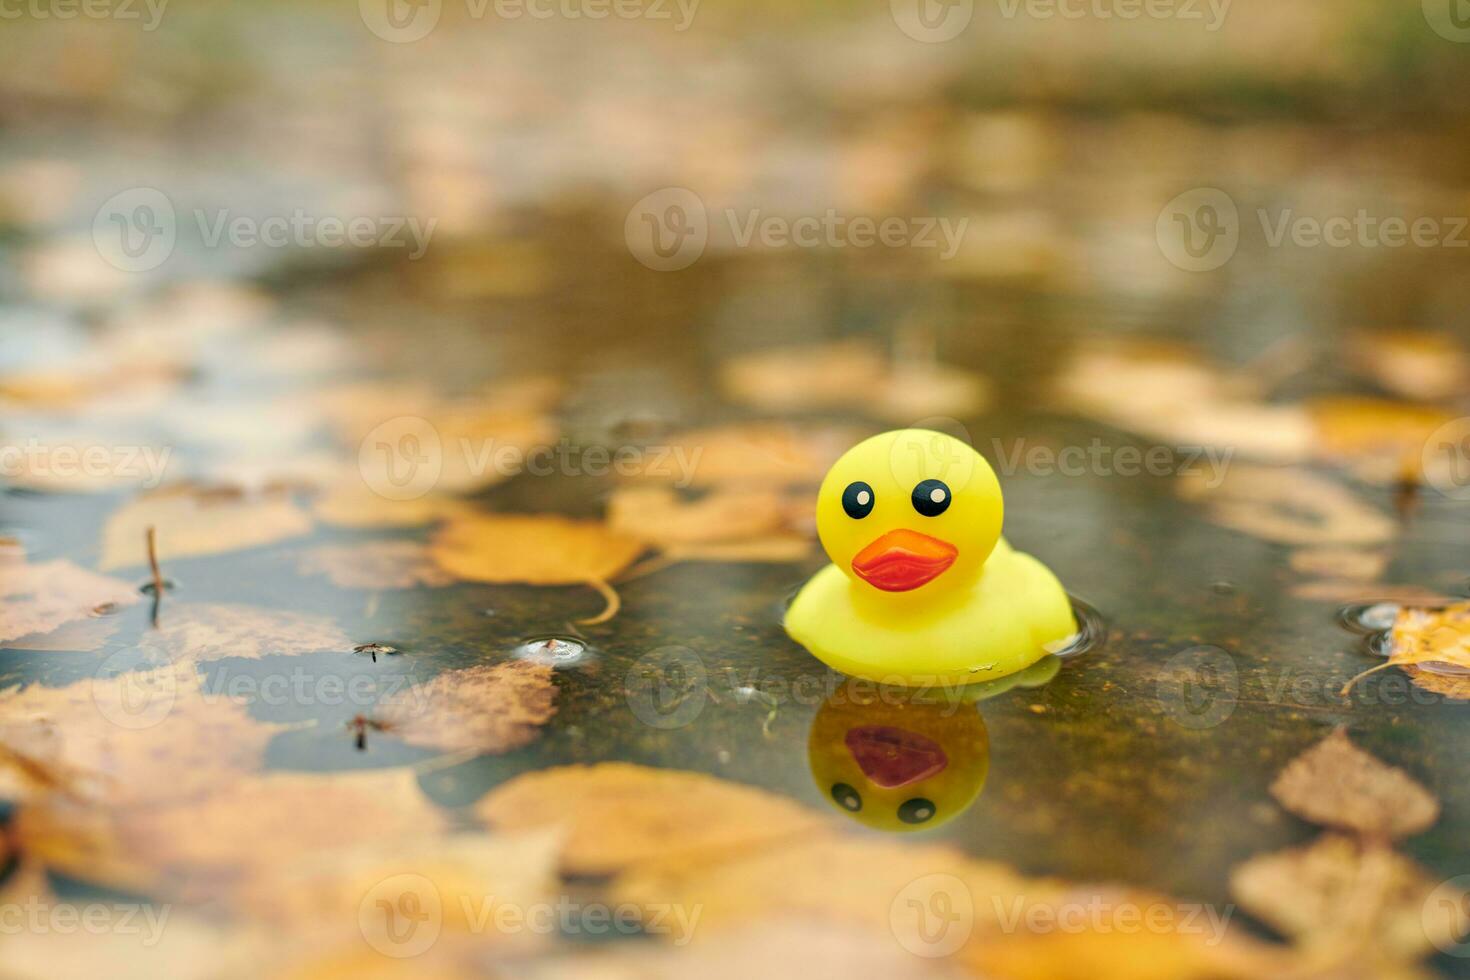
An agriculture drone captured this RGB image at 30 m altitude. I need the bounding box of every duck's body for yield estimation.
[784,429,1075,687]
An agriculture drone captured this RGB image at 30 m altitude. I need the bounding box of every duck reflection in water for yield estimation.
[807,656,1059,832]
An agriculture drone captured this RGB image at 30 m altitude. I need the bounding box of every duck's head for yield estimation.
[808,680,989,833]
[816,429,1002,597]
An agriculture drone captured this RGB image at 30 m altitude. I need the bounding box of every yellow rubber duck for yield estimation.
[785,429,1076,687]
[808,680,989,832]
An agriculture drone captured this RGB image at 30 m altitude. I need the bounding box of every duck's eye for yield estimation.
[831,783,862,812]
[911,480,951,517]
[841,482,875,519]
[898,797,936,824]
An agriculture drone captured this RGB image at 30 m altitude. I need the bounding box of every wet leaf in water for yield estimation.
[1343,602,1470,696]
[99,484,314,570]
[378,660,557,756]
[0,553,139,646]
[607,485,812,564]
[431,514,646,623]
[1231,835,1468,966]
[634,422,866,489]
[0,661,287,808]
[1348,329,1470,402]
[719,340,990,421]
[1053,341,1313,463]
[297,541,456,590]
[1401,665,1470,701]
[119,769,448,887]
[1177,465,1394,547]
[311,481,470,529]
[137,603,351,663]
[1269,729,1438,840]
[1287,548,1387,583]
[476,762,829,876]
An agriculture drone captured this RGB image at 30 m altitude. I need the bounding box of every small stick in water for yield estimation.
[146,525,166,626]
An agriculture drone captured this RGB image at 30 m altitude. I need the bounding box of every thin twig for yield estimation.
[146,525,165,627]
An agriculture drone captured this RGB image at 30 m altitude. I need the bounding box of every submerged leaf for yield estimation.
[607,485,812,564]
[476,763,829,876]
[0,553,139,646]
[297,541,456,590]
[379,661,557,755]
[1178,465,1394,547]
[1269,729,1438,840]
[99,484,313,570]
[431,514,645,622]
[137,603,351,663]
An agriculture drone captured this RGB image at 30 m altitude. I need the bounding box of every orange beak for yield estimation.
[851,529,957,592]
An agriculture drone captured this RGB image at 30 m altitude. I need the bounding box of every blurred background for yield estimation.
[3,1,1470,977]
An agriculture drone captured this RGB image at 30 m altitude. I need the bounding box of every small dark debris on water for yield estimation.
[346,714,393,750]
[139,525,176,627]
[353,642,399,662]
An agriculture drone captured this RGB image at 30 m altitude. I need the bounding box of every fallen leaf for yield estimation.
[137,603,351,663]
[0,661,286,808]
[720,341,988,421]
[476,763,829,876]
[430,514,646,623]
[1231,834,1468,965]
[0,554,139,645]
[1054,342,1313,463]
[1401,666,1470,701]
[1287,548,1387,582]
[99,484,314,570]
[1269,729,1438,840]
[1349,329,1470,402]
[297,541,456,590]
[607,486,787,546]
[119,769,447,890]
[1178,465,1395,547]
[312,481,469,529]
[1343,602,1470,696]
[1308,398,1453,461]
[633,422,866,489]
[379,660,557,755]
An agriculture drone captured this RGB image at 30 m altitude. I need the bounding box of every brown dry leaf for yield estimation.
[476,763,830,876]
[431,514,646,623]
[1054,342,1313,462]
[0,553,139,645]
[297,541,456,590]
[0,661,286,808]
[1177,465,1395,547]
[99,484,314,570]
[1231,834,1468,965]
[1269,729,1438,840]
[137,603,351,663]
[379,660,556,755]
[720,341,988,421]
[119,769,447,886]
[1349,329,1470,401]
